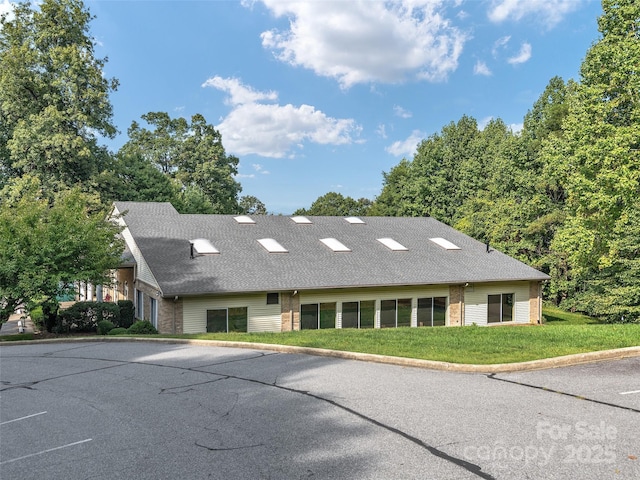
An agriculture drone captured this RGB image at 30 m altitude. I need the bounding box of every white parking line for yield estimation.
[0,438,92,465]
[0,411,47,425]
[619,389,640,395]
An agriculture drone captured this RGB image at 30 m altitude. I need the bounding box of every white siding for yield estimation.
[182,294,280,333]
[300,285,450,329]
[121,226,159,290]
[463,282,530,326]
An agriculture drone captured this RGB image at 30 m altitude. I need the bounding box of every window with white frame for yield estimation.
[488,294,514,323]
[149,297,158,328]
[417,297,447,327]
[206,307,248,333]
[300,303,336,329]
[136,290,144,320]
[341,300,374,329]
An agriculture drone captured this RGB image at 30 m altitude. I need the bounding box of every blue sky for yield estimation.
[2,1,604,214]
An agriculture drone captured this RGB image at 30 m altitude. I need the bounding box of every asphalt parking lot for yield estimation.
[1,341,638,479]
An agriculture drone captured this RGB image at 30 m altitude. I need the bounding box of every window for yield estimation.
[257,238,288,253]
[344,216,365,224]
[377,238,408,251]
[190,238,219,255]
[136,290,144,320]
[266,292,279,305]
[417,297,446,327]
[341,301,374,329]
[488,294,514,323]
[429,237,461,250]
[380,299,412,328]
[320,238,351,252]
[150,297,158,328]
[234,215,255,224]
[291,216,312,224]
[301,303,337,330]
[207,307,248,333]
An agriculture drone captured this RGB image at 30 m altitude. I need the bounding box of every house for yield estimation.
[111,201,550,334]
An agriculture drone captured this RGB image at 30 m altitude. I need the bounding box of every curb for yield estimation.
[1,336,639,373]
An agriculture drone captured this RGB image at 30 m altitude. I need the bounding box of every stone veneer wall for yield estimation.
[449,285,464,326]
[280,292,300,332]
[134,280,183,334]
[529,281,541,324]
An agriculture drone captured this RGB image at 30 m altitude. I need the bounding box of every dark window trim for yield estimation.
[266,292,279,305]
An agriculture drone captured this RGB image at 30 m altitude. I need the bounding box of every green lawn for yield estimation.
[165,318,639,365]
[4,307,638,365]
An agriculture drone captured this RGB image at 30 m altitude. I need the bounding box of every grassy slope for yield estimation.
[169,307,640,364]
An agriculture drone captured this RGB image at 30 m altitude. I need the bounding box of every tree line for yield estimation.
[296,0,639,323]
[0,0,261,323]
[1,0,637,324]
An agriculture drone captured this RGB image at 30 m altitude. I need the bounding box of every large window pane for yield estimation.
[417,298,433,327]
[380,300,396,328]
[397,299,412,327]
[487,295,501,323]
[342,302,358,329]
[319,303,336,329]
[301,304,319,330]
[207,309,227,332]
[228,307,248,332]
[360,300,375,329]
[433,297,446,326]
[502,294,514,322]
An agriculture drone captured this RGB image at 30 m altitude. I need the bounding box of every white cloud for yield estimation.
[487,0,579,28]
[492,35,511,58]
[202,76,278,105]
[252,163,270,175]
[0,0,14,23]
[478,116,494,130]
[386,130,424,157]
[473,60,492,76]
[204,76,360,158]
[257,0,467,88]
[376,124,388,139]
[509,123,523,134]
[393,105,412,119]
[507,42,532,64]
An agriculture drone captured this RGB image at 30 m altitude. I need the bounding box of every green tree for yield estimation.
[0,176,124,325]
[0,0,118,191]
[239,195,267,215]
[120,112,243,214]
[294,192,372,216]
[548,0,640,319]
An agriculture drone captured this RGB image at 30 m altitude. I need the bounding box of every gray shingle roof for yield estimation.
[114,201,550,297]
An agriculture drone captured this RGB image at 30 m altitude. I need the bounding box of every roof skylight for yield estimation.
[344,216,365,224]
[377,238,408,251]
[429,237,461,250]
[257,238,288,253]
[320,238,352,252]
[291,216,312,224]
[190,238,219,255]
[234,215,255,224]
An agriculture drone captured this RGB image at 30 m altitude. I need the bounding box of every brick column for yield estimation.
[529,281,541,324]
[449,285,464,326]
[281,292,300,332]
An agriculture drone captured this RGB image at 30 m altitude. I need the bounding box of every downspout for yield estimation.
[173,296,178,334]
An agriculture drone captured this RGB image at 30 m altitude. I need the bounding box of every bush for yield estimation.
[117,300,135,329]
[107,327,128,336]
[127,320,158,335]
[29,306,44,330]
[97,320,115,335]
[58,301,120,332]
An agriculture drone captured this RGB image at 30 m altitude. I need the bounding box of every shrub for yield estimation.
[29,306,44,330]
[107,327,128,335]
[127,320,158,335]
[117,300,135,329]
[97,320,115,335]
[58,301,120,332]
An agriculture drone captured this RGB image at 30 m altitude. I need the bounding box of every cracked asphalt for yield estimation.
[0,342,638,479]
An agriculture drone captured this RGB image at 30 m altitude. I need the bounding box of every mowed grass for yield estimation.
[166,312,640,365]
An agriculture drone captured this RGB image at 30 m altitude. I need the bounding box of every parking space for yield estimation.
[1,342,638,479]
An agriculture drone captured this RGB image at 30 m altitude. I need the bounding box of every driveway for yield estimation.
[1,341,638,479]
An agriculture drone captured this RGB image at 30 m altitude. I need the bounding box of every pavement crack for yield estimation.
[159,377,229,395]
[0,363,126,392]
[195,440,263,452]
[486,374,640,414]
